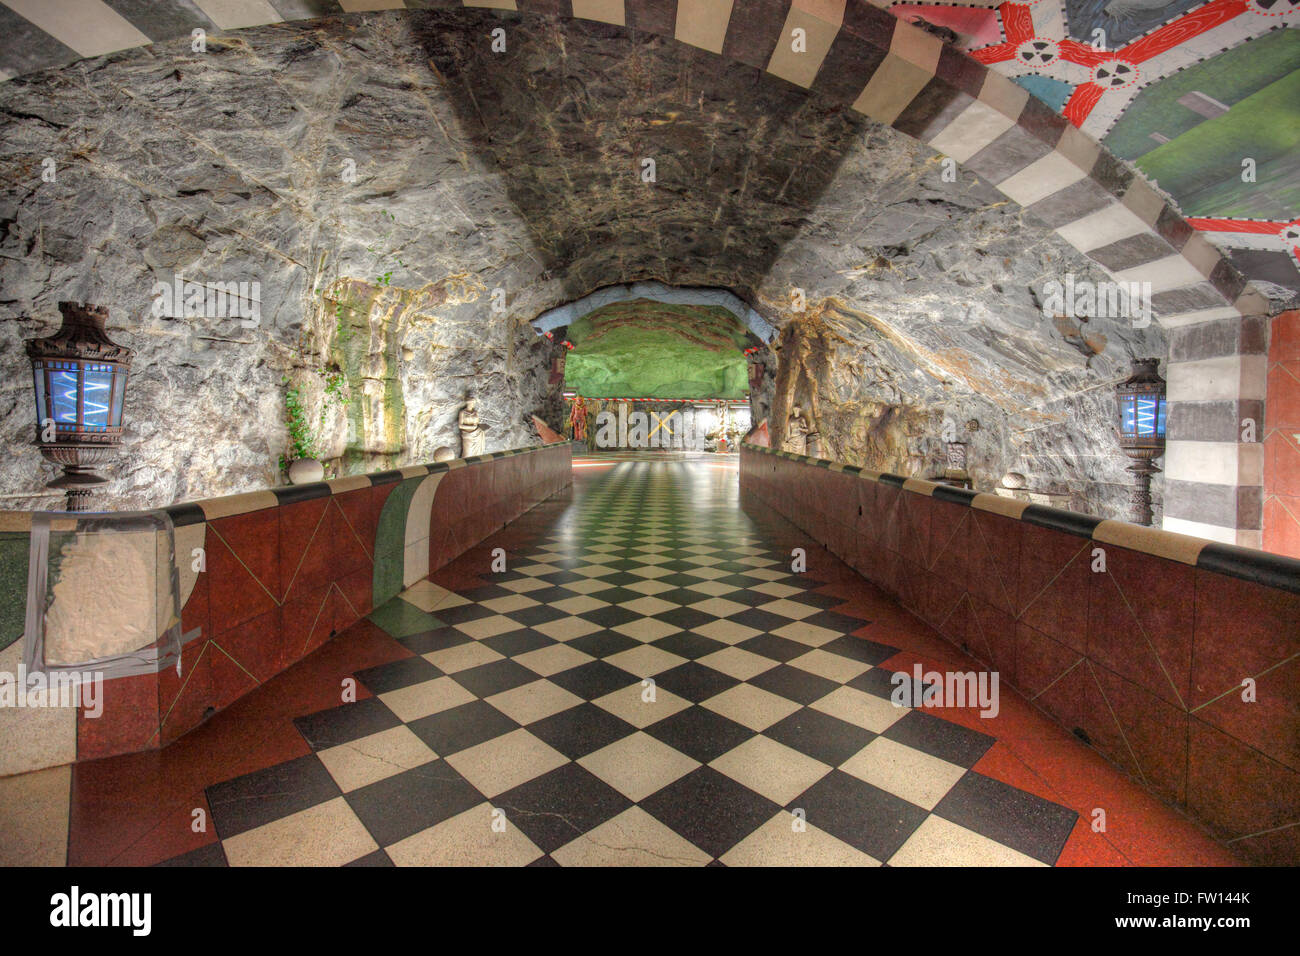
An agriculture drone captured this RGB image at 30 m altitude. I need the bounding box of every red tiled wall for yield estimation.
[1264,309,1300,558]
[428,448,571,573]
[741,448,1300,866]
[78,445,572,760]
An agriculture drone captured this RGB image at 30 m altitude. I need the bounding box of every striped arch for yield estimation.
[0,0,1270,544]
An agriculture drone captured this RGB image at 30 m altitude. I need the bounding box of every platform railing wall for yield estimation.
[740,443,1300,866]
[0,442,572,773]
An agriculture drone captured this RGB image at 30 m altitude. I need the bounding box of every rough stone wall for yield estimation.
[0,12,571,511]
[755,124,1170,520]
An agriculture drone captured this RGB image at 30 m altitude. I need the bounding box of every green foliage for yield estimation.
[322,368,349,406]
[319,366,351,432]
[282,376,318,464]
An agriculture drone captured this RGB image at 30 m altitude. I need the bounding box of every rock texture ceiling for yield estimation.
[0,0,1292,286]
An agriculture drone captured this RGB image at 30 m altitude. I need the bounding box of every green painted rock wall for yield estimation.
[563,300,749,399]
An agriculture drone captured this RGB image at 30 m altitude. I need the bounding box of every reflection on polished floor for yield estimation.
[52,455,1238,866]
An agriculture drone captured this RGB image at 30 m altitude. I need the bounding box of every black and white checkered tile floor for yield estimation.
[184,458,1078,866]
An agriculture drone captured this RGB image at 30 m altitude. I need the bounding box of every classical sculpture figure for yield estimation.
[783,405,811,456]
[459,399,486,458]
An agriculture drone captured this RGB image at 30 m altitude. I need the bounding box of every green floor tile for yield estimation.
[367,597,443,638]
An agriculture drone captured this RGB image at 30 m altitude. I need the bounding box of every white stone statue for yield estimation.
[459,400,486,458]
[783,405,811,455]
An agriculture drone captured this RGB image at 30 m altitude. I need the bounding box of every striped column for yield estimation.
[1162,315,1268,547]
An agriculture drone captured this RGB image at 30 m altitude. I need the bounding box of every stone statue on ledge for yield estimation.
[459,399,486,458]
[783,405,812,456]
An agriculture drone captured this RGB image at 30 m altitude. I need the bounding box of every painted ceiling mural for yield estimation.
[888,0,1300,287]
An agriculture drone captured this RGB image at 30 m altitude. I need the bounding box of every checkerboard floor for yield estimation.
[163,456,1088,867]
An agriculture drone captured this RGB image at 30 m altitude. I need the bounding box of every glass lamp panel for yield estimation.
[50,364,80,427]
[110,368,128,428]
[1120,394,1136,436]
[82,365,113,429]
[1156,397,1168,438]
[32,363,48,425]
[1135,396,1157,437]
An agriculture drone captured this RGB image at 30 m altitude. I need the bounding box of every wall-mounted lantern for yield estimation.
[1114,358,1167,527]
[25,302,133,512]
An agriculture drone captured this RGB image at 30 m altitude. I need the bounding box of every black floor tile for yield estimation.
[639,587,694,607]
[345,761,484,847]
[598,572,644,586]
[780,588,839,608]
[483,627,557,657]
[737,632,813,663]
[714,575,767,594]
[539,569,588,585]
[848,667,934,703]
[494,763,632,854]
[749,664,839,705]
[650,630,727,660]
[639,767,777,859]
[487,567,533,580]
[653,661,739,703]
[933,771,1079,865]
[207,754,341,840]
[803,609,873,631]
[345,849,395,867]
[155,842,228,867]
[451,659,540,698]
[460,584,515,602]
[504,606,572,629]
[791,770,928,862]
[763,707,875,766]
[523,585,582,605]
[526,702,638,759]
[655,572,709,589]
[567,630,640,659]
[820,634,899,665]
[407,700,520,756]
[656,559,703,573]
[592,586,649,605]
[354,656,443,694]
[653,607,717,632]
[643,705,754,764]
[728,608,792,632]
[579,605,642,628]
[882,710,995,768]
[293,696,402,750]
[399,627,472,655]
[605,558,648,571]
[548,660,640,700]
[431,603,498,625]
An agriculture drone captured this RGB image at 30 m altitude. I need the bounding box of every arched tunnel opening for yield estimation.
[543,294,761,452]
[0,1,1296,887]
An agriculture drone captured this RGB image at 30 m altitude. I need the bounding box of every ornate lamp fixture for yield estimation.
[25,302,133,512]
[1114,358,1167,526]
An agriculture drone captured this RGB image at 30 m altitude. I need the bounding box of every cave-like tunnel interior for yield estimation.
[0,1,1297,883]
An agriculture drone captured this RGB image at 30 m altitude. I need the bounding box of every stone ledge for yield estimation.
[741,442,1300,595]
